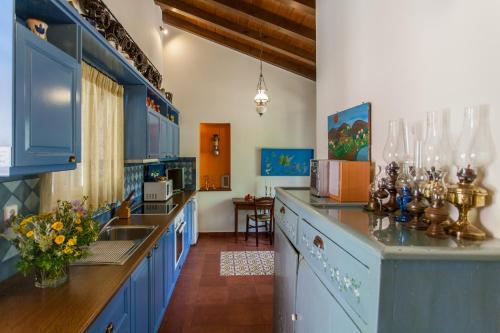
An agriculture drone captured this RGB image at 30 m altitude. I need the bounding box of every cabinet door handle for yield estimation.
[280,207,285,214]
[68,155,76,163]
[313,235,324,250]
[105,322,114,333]
[154,243,159,250]
[291,314,299,321]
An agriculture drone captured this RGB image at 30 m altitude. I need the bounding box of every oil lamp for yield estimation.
[447,106,495,240]
[424,172,449,239]
[405,140,429,230]
[381,120,406,212]
[364,165,382,212]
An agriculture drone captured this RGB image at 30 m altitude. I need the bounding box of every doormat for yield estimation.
[220,251,274,276]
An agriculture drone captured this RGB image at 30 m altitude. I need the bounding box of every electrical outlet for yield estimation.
[3,204,18,222]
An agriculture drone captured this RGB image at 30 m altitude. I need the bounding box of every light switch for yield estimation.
[3,204,18,222]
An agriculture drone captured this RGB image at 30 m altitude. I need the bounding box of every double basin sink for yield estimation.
[74,219,158,265]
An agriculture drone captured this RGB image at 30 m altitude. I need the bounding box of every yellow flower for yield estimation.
[63,247,73,255]
[26,230,34,238]
[20,216,33,226]
[54,235,65,245]
[76,226,83,233]
[67,237,77,246]
[52,221,64,231]
[75,218,81,225]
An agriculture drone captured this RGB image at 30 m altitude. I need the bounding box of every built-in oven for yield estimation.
[174,210,185,268]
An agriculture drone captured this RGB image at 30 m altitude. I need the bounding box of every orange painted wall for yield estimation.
[199,123,231,189]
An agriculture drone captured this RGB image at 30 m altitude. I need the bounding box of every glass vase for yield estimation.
[34,264,69,288]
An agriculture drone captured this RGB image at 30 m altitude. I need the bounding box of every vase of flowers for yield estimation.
[7,198,99,288]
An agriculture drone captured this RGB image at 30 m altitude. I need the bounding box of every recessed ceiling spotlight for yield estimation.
[160,25,168,35]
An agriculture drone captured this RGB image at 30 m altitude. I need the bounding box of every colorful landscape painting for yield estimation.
[328,103,371,161]
[261,148,314,176]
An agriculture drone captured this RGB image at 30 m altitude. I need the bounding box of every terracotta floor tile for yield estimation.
[255,284,274,303]
[195,286,229,304]
[190,304,266,326]
[159,234,274,333]
[227,284,259,304]
[198,274,227,287]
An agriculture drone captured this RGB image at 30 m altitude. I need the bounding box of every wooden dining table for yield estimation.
[232,197,271,240]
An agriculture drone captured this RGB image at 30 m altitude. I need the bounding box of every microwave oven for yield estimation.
[144,180,173,201]
[310,159,330,197]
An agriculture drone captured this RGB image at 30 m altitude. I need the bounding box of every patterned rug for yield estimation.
[220,251,274,276]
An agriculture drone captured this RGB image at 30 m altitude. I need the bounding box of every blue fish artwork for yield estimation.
[261,148,314,176]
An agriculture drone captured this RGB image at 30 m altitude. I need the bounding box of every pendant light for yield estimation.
[254,30,269,116]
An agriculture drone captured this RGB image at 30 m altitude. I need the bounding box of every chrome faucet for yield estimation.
[98,216,120,237]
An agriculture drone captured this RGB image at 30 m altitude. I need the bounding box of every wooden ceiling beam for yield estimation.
[275,0,315,16]
[208,0,315,43]
[157,0,315,65]
[162,12,315,80]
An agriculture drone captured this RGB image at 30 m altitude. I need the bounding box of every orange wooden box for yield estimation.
[328,160,370,202]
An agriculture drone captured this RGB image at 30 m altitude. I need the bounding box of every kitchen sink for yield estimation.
[98,225,157,241]
[73,225,158,265]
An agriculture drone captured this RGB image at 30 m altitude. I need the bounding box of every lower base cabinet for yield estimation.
[273,226,299,333]
[87,281,131,333]
[87,201,194,333]
[295,259,360,333]
[131,255,150,333]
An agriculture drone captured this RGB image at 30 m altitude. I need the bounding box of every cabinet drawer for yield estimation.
[275,199,299,246]
[87,280,131,333]
[298,219,370,325]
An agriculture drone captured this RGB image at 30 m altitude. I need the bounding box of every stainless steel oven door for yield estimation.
[175,221,186,267]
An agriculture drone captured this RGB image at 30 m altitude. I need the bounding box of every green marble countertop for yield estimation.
[278,187,500,260]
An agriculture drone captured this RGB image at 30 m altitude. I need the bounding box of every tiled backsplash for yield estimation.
[0,158,196,282]
[0,177,40,282]
[144,157,197,191]
[164,157,196,191]
[124,165,144,206]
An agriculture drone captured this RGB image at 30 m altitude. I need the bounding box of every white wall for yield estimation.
[317,0,500,237]
[163,26,316,232]
[103,0,165,75]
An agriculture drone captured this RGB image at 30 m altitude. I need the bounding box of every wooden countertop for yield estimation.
[0,190,196,333]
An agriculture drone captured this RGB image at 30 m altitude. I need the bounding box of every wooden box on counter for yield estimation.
[328,160,370,202]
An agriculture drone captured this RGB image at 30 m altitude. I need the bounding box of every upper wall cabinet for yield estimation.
[0,0,81,177]
[124,86,180,163]
[15,23,81,168]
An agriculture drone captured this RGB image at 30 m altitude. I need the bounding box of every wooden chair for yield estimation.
[245,196,275,246]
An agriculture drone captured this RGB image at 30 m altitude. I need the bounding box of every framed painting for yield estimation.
[328,103,371,161]
[261,148,314,176]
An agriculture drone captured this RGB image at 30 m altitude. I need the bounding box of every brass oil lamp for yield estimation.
[446,106,495,241]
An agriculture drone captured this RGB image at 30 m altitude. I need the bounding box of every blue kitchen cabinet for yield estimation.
[151,233,167,332]
[166,121,175,159]
[0,20,81,177]
[124,87,179,163]
[165,223,176,301]
[131,255,151,333]
[147,111,161,160]
[87,279,131,333]
[159,118,168,159]
[172,123,180,158]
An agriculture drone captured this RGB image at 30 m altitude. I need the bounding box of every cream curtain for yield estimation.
[40,63,124,211]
